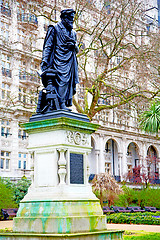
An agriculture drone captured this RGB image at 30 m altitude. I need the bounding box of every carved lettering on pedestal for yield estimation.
[66,131,88,145]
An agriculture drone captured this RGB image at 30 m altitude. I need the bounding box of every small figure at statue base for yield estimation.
[36,69,60,113]
[36,69,72,113]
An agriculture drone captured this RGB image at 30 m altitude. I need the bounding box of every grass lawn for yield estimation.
[124,231,160,240]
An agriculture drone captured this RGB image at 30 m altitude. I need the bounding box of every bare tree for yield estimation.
[92,173,123,207]
[73,0,160,119]
[16,0,160,120]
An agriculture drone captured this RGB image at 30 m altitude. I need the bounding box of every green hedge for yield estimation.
[0,177,31,220]
[0,178,17,219]
[114,186,160,209]
[3,177,31,204]
[107,212,160,225]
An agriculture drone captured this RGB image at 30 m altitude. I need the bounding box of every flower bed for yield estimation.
[107,212,160,225]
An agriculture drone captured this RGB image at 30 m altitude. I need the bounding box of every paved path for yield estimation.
[107,223,160,233]
[1,221,160,233]
[0,220,13,230]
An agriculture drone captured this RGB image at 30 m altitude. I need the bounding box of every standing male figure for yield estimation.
[40,9,79,111]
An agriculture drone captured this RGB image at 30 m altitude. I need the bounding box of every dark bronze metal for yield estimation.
[36,9,79,113]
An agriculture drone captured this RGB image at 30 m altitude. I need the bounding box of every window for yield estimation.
[0,158,4,169]
[18,153,28,169]
[6,159,9,169]
[146,24,150,34]
[17,29,31,51]
[1,22,9,41]
[1,127,4,136]
[1,53,11,78]
[19,60,28,81]
[0,1,11,17]
[1,151,10,169]
[17,5,38,25]
[1,20,9,37]
[105,162,111,174]
[18,160,21,169]
[94,109,108,122]
[104,0,111,14]
[18,128,28,140]
[18,88,21,101]
[18,153,21,169]
[30,61,40,84]
[18,87,27,104]
[1,119,11,137]
[23,161,26,169]
[1,83,10,100]
[18,86,38,106]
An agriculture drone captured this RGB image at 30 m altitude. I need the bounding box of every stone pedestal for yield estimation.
[0,111,123,239]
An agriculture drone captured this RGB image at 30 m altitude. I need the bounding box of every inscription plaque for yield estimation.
[70,153,84,184]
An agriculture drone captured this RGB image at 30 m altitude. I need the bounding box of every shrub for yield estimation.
[114,185,138,207]
[13,178,31,204]
[1,177,31,205]
[137,188,160,209]
[107,212,160,225]
[0,178,17,219]
[114,186,160,208]
[92,173,123,207]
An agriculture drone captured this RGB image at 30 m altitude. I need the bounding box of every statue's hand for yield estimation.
[68,42,75,51]
[75,45,79,54]
[41,61,48,71]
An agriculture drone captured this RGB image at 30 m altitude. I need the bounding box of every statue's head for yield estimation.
[60,9,76,31]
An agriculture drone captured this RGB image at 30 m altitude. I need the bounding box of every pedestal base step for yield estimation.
[13,215,107,234]
[0,230,124,240]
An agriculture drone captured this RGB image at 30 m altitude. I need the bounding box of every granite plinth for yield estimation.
[30,110,90,122]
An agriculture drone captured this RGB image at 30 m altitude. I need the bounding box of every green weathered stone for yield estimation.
[21,117,100,134]
[13,200,107,234]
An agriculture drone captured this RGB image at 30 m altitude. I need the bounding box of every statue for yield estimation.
[36,9,79,113]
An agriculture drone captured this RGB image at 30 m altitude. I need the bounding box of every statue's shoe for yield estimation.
[60,103,72,111]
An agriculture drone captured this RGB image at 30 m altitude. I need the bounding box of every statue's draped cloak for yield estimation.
[42,22,79,106]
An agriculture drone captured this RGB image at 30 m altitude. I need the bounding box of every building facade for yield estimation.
[0,0,160,183]
[0,0,42,179]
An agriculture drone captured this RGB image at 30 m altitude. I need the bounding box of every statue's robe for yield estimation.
[41,22,79,106]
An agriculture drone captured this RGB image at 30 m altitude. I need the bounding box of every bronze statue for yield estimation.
[36,9,79,113]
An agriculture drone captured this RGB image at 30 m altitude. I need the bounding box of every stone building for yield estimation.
[0,0,160,183]
[0,0,42,179]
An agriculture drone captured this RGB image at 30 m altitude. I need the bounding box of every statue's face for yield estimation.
[62,12,75,31]
[67,13,75,22]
